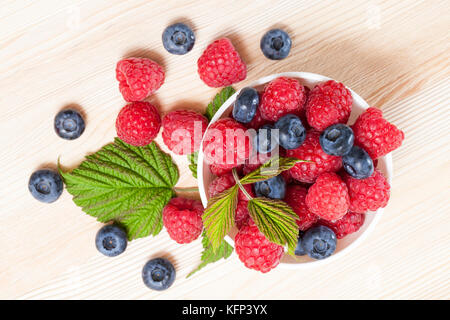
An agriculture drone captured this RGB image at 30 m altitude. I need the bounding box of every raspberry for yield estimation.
[241,152,273,175]
[202,118,253,169]
[343,169,390,213]
[352,107,404,159]
[162,197,203,244]
[235,224,284,273]
[319,212,365,239]
[208,172,254,201]
[305,172,350,221]
[209,164,243,176]
[162,110,208,155]
[197,38,246,88]
[259,77,307,121]
[235,200,250,229]
[116,57,165,102]
[284,185,318,231]
[286,130,342,183]
[116,101,161,146]
[306,80,353,131]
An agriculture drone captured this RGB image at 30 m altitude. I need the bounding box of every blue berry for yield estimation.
[232,87,259,123]
[54,109,85,140]
[254,175,286,199]
[320,124,354,156]
[142,258,176,291]
[28,169,63,203]
[260,29,292,60]
[162,23,195,55]
[294,232,306,256]
[274,114,306,150]
[342,145,374,179]
[302,225,337,260]
[95,225,127,257]
[254,124,278,154]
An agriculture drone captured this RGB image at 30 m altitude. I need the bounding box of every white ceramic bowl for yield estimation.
[198,72,393,269]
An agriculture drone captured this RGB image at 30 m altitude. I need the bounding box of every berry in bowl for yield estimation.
[198,72,404,271]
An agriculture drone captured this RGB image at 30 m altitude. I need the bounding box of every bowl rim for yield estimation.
[197,71,393,269]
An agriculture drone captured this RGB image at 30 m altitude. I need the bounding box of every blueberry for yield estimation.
[95,224,128,257]
[254,124,278,154]
[28,169,63,203]
[54,109,85,140]
[142,258,176,291]
[274,114,306,150]
[254,175,286,199]
[302,225,337,260]
[295,232,306,256]
[162,23,195,55]
[232,87,259,123]
[320,124,354,156]
[342,145,374,179]
[260,29,292,60]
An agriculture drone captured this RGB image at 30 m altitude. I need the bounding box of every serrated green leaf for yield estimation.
[60,138,179,240]
[202,185,238,251]
[187,232,233,278]
[247,197,299,255]
[187,151,198,179]
[204,86,236,121]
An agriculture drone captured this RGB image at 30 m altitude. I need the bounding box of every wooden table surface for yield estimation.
[0,0,449,300]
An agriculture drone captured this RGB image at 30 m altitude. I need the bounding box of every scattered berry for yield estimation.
[162,23,195,55]
[254,124,278,154]
[116,102,161,146]
[162,197,203,244]
[319,124,354,156]
[320,212,365,239]
[95,224,127,257]
[352,107,405,159]
[28,169,63,203]
[197,38,246,87]
[343,169,390,213]
[208,172,253,201]
[162,110,208,155]
[142,258,176,291]
[284,185,318,231]
[54,109,85,140]
[116,57,164,102]
[260,29,292,60]
[275,114,306,150]
[302,225,337,260]
[235,223,284,273]
[294,232,306,256]
[254,175,286,199]
[342,145,374,179]
[287,130,342,183]
[233,87,259,124]
[260,77,306,121]
[306,172,349,221]
[306,80,353,131]
[235,200,251,229]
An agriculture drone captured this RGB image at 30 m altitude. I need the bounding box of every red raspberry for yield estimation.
[241,152,273,175]
[352,107,404,159]
[162,110,208,155]
[306,80,353,131]
[208,172,254,201]
[235,224,284,273]
[209,164,243,176]
[343,169,390,213]
[286,130,342,183]
[203,118,253,169]
[319,212,365,239]
[115,101,161,146]
[284,185,318,231]
[235,200,250,229]
[197,38,246,88]
[116,57,165,102]
[259,77,307,121]
[162,197,203,244]
[305,172,350,221]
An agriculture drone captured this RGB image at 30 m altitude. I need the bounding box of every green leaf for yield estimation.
[187,232,233,278]
[202,185,238,251]
[187,151,198,179]
[204,86,236,121]
[247,197,299,255]
[240,156,307,185]
[59,138,179,240]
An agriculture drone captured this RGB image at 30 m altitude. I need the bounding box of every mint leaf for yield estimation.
[204,86,236,121]
[60,138,179,240]
[187,151,198,179]
[187,232,233,278]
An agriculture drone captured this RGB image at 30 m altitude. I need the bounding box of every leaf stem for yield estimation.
[173,186,199,193]
[232,168,253,201]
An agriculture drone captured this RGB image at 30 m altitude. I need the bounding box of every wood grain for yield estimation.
[0,0,449,299]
